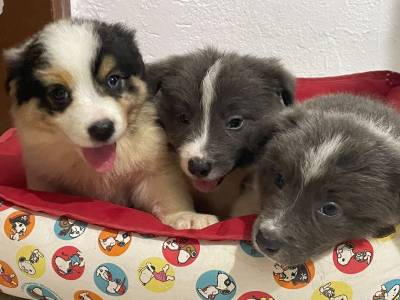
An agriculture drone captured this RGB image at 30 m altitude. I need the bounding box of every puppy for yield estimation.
[146,48,295,218]
[4,19,217,229]
[253,93,400,265]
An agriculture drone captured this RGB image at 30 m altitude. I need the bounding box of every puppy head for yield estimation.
[4,19,146,172]
[253,107,400,265]
[147,47,295,192]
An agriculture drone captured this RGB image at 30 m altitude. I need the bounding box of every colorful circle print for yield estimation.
[240,240,264,257]
[52,246,85,280]
[74,290,103,300]
[0,260,18,288]
[333,239,373,274]
[196,270,236,300]
[138,257,175,293]
[311,281,353,300]
[94,263,128,296]
[162,237,200,266]
[4,211,35,241]
[98,228,131,256]
[272,260,315,289]
[372,279,400,299]
[16,245,46,279]
[238,291,274,300]
[22,283,61,300]
[54,216,87,240]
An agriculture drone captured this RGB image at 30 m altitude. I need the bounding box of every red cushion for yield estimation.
[0,70,399,241]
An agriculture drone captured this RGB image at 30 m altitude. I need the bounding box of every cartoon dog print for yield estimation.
[9,214,30,241]
[138,262,175,285]
[96,266,126,295]
[18,249,43,275]
[78,291,93,300]
[273,263,311,285]
[336,242,372,266]
[197,272,236,299]
[0,263,17,287]
[373,284,400,300]
[57,217,85,239]
[99,231,131,252]
[54,250,84,275]
[163,237,198,264]
[319,282,348,300]
[28,286,57,300]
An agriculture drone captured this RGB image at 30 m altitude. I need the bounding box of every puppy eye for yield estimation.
[274,173,285,189]
[48,85,70,104]
[319,202,340,217]
[106,74,123,90]
[226,116,244,130]
[177,113,190,124]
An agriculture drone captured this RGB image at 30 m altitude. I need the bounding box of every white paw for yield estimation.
[162,212,219,230]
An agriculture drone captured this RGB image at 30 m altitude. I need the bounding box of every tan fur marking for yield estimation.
[97,55,116,80]
[36,67,75,89]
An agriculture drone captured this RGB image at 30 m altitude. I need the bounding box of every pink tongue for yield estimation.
[82,143,116,173]
[192,179,219,193]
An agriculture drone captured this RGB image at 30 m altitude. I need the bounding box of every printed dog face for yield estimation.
[4,19,147,172]
[253,95,400,265]
[147,48,295,192]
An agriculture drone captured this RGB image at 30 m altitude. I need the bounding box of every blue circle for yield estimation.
[240,240,264,257]
[94,263,128,296]
[378,279,400,298]
[23,283,60,300]
[196,270,236,300]
[54,216,87,240]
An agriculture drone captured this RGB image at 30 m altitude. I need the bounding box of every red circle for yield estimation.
[333,239,374,274]
[162,237,200,267]
[51,246,85,280]
[238,291,275,300]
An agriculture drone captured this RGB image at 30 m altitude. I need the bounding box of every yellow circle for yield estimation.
[137,257,175,293]
[16,245,46,279]
[311,281,353,300]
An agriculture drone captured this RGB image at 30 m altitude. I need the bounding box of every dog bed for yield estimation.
[0,71,400,300]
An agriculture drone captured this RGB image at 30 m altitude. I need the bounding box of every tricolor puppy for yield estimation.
[4,19,218,229]
[147,48,295,217]
[253,94,400,265]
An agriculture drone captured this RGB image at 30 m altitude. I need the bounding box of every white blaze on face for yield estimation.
[302,135,344,184]
[178,59,222,175]
[39,21,126,147]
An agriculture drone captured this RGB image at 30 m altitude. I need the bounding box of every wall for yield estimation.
[71,0,400,77]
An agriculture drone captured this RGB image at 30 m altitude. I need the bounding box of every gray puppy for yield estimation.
[253,93,400,265]
[146,47,295,217]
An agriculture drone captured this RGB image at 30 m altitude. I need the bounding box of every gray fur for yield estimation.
[146,47,295,191]
[253,93,400,265]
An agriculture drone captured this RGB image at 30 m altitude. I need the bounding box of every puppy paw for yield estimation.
[162,212,219,230]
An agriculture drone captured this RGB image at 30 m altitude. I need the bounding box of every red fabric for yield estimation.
[0,70,399,241]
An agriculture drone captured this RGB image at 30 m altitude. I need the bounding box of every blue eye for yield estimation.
[319,202,340,217]
[107,74,122,89]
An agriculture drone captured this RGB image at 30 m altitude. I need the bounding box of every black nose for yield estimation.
[188,157,212,177]
[256,230,282,254]
[88,119,115,142]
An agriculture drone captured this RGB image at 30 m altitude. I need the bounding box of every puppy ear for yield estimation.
[255,58,296,106]
[3,37,35,97]
[247,106,307,154]
[145,59,174,96]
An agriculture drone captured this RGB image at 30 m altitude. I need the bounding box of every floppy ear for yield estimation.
[145,59,175,96]
[247,106,307,154]
[3,37,36,98]
[255,58,296,106]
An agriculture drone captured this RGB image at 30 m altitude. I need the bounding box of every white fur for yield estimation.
[302,135,344,184]
[178,59,222,177]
